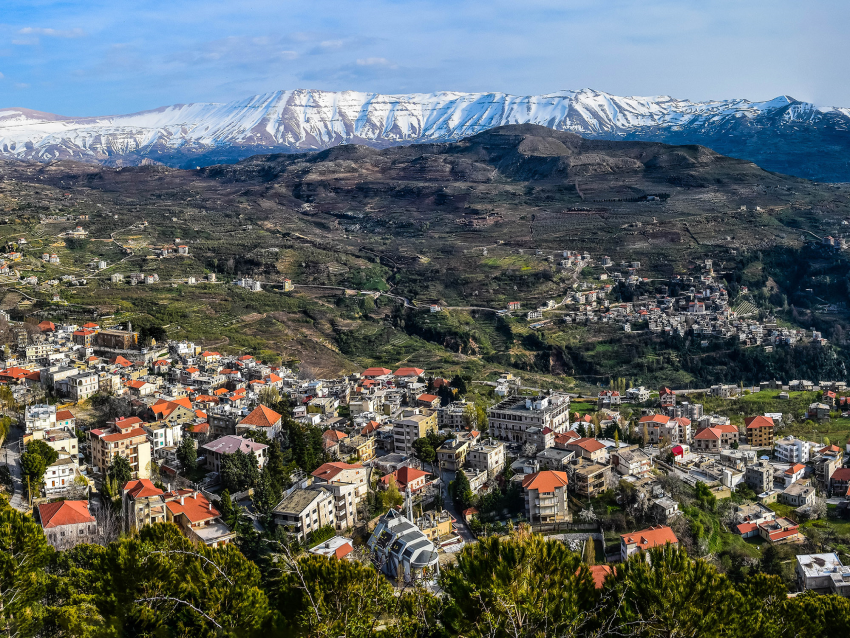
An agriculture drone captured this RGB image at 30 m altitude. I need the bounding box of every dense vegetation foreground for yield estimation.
[2,503,849,637]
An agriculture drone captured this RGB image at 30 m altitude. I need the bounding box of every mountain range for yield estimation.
[2,88,850,181]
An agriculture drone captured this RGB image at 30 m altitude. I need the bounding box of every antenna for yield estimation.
[406,484,413,520]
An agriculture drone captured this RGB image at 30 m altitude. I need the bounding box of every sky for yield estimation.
[0,0,848,115]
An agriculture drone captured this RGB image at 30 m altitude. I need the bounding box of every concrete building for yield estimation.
[436,437,470,472]
[620,525,679,561]
[311,462,371,503]
[745,461,772,494]
[200,435,268,472]
[89,417,152,479]
[466,439,506,478]
[487,394,570,444]
[69,372,99,402]
[796,553,850,596]
[392,409,437,455]
[522,470,571,523]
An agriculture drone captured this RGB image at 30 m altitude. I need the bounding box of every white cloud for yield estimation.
[18,27,86,38]
[356,57,396,68]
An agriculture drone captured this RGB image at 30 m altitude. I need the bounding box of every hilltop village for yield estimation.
[1,313,849,598]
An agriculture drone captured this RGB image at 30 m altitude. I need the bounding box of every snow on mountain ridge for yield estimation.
[0,88,848,166]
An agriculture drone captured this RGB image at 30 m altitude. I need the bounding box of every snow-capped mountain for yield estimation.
[2,88,850,180]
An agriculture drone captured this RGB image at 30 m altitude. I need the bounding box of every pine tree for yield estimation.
[452,469,474,511]
[176,436,197,472]
[219,489,235,526]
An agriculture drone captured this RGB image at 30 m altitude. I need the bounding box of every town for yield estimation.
[1,311,849,608]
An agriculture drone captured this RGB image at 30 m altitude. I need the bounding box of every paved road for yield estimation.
[2,425,26,511]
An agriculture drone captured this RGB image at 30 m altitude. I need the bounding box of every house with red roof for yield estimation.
[312,462,371,502]
[522,470,570,523]
[125,379,155,397]
[362,367,392,378]
[394,367,424,381]
[565,437,608,463]
[380,466,430,493]
[122,479,167,530]
[745,415,775,448]
[308,536,354,560]
[163,489,234,547]
[236,404,282,437]
[149,397,195,426]
[620,525,679,561]
[38,500,97,549]
[321,429,348,454]
[417,393,440,408]
[38,320,55,332]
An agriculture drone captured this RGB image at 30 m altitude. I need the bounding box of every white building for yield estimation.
[367,508,439,583]
[774,436,818,464]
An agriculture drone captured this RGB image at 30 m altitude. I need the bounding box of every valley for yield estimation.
[1,124,850,390]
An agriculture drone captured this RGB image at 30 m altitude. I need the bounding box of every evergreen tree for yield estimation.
[252,466,281,515]
[0,506,53,637]
[107,453,132,486]
[176,436,197,472]
[219,489,236,527]
[441,531,597,637]
[452,469,475,511]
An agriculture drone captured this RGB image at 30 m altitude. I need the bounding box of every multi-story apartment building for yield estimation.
[466,439,505,478]
[522,470,571,524]
[25,404,55,434]
[392,409,437,455]
[69,372,99,402]
[487,394,570,444]
[745,460,772,494]
[122,478,167,531]
[143,422,183,457]
[571,461,613,498]
[272,485,339,542]
[311,462,371,503]
[436,438,470,472]
[774,436,815,464]
[745,416,775,448]
[437,400,470,430]
[89,417,152,479]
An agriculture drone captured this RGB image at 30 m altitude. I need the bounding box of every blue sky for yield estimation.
[0,0,847,115]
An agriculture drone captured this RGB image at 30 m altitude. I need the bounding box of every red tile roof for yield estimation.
[165,492,220,524]
[394,367,424,377]
[830,468,850,482]
[587,564,613,589]
[38,500,95,528]
[745,416,775,430]
[322,430,348,443]
[417,394,439,403]
[621,525,679,551]
[568,437,606,452]
[521,470,569,492]
[189,422,210,434]
[312,462,363,481]
[239,405,282,428]
[55,410,75,421]
[639,414,670,424]
[785,463,806,475]
[102,427,147,443]
[736,523,758,535]
[381,466,429,490]
[694,428,722,441]
[124,479,164,499]
[362,367,392,377]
